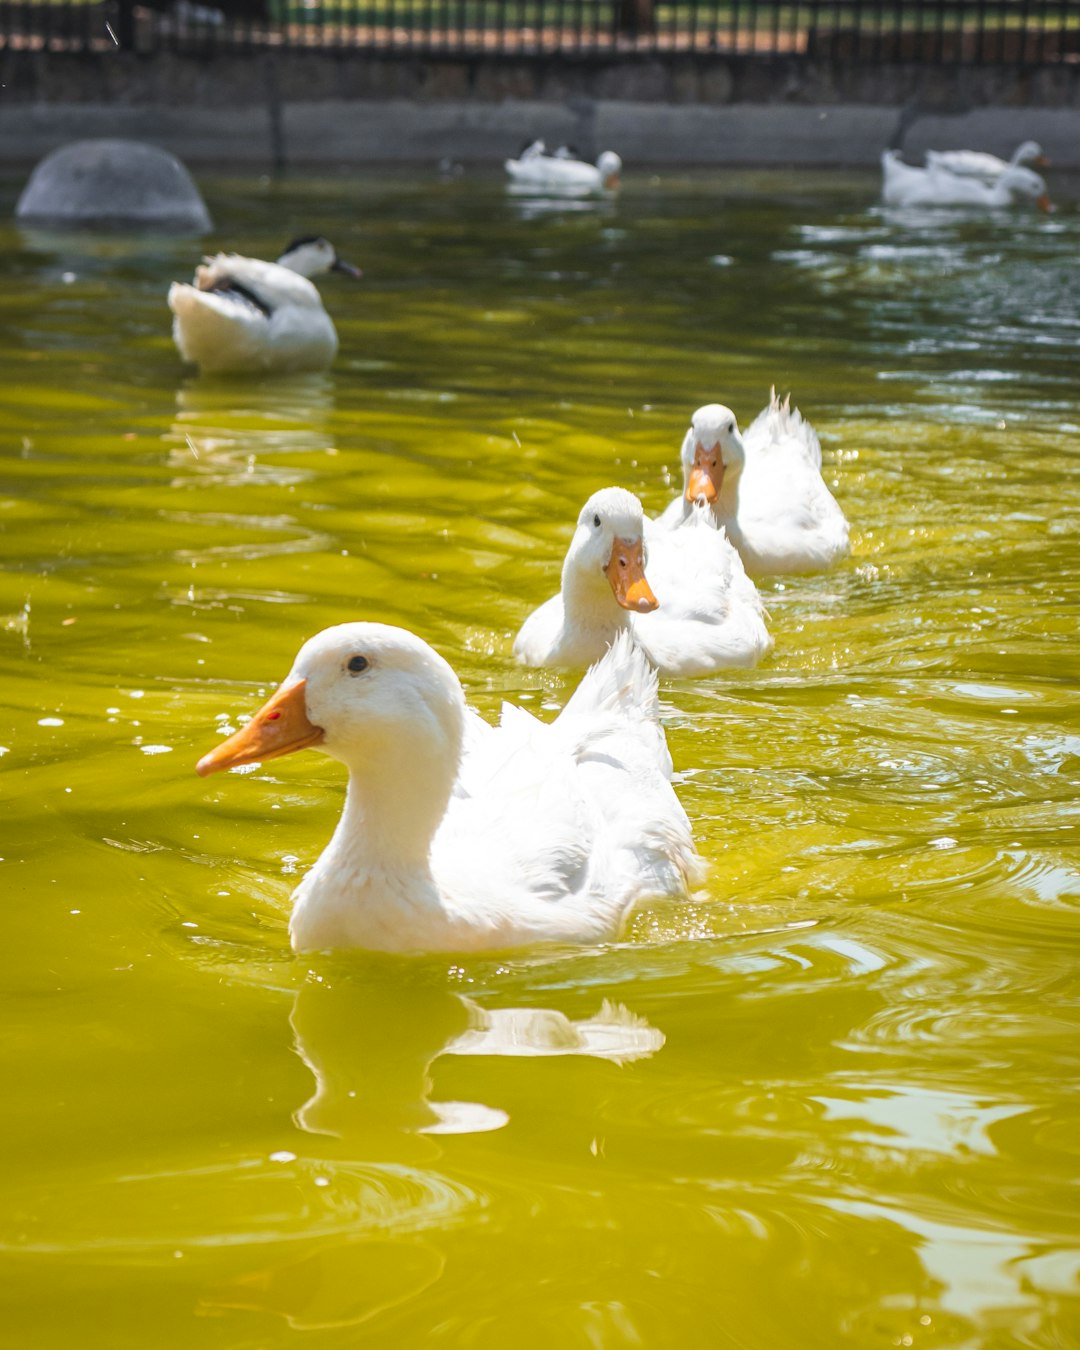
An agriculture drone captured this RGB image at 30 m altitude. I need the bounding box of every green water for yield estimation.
[1,167,1078,1348]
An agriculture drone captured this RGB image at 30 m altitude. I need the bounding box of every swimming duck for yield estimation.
[505,142,622,194]
[880,150,1053,211]
[513,486,770,676]
[168,236,361,375]
[196,622,701,953]
[924,140,1049,183]
[655,395,850,577]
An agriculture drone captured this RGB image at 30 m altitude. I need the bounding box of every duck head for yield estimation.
[198,623,470,899]
[196,623,465,796]
[999,167,1054,213]
[681,404,744,507]
[1013,140,1050,170]
[597,151,622,190]
[563,487,658,616]
[277,236,363,279]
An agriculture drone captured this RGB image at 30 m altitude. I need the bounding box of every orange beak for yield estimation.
[605,537,659,613]
[1037,194,1055,214]
[1033,155,1051,169]
[196,678,324,777]
[686,443,722,504]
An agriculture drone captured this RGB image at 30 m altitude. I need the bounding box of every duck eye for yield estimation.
[593,514,601,528]
[347,655,369,674]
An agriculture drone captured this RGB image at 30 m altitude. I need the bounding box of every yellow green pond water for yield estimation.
[1,167,1078,1348]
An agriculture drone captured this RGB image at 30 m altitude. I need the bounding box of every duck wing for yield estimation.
[925,148,1006,182]
[634,512,771,674]
[194,253,325,313]
[434,635,700,941]
[557,634,702,895]
[736,394,849,572]
[645,508,760,619]
[745,389,822,468]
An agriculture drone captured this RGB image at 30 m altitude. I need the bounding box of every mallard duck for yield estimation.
[513,486,770,676]
[196,622,701,952]
[655,395,850,577]
[880,150,1053,211]
[505,142,622,193]
[924,140,1049,183]
[168,235,361,374]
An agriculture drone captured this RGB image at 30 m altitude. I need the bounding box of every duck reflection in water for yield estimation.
[166,371,336,491]
[505,190,618,223]
[162,374,338,612]
[198,971,664,1330]
[290,966,665,1141]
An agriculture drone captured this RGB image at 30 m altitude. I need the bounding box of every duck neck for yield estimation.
[332,759,451,876]
[989,178,1019,207]
[715,444,744,524]
[293,720,462,949]
[561,548,631,642]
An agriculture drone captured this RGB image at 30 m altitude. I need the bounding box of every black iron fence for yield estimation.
[1,0,1076,62]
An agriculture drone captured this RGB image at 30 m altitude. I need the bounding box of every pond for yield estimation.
[1,166,1078,1348]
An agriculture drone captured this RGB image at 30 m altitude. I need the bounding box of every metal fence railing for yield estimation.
[1,0,1076,62]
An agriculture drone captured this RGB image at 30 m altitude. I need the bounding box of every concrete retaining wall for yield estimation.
[2,50,1079,167]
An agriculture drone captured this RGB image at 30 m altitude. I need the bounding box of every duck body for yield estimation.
[505,141,622,194]
[639,507,772,674]
[657,395,849,577]
[168,236,360,375]
[924,140,1047,183]
[197,623,701,954]
[880,150,1052,211]
[513,487,769,677]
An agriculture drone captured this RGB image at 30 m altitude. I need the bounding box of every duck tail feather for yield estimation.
[562,631,659,724]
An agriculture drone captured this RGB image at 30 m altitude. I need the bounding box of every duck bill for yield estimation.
[605,537,659,613]
[686,446,722,504]
[1036,194,1055,214]
[1034,155,1051,169]
[332,259,363,278]
[196,678,324,777]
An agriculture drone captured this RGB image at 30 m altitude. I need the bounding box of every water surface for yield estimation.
[1,167,1078,1348]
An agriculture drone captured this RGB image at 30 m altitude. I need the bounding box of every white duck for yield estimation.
[655,395,850,577]
[196,622,701,953]
[168,236,361,375]
[513,487,770,676]
[924,139,1048,183]
[880,150,1053,211]
[505,141,622,194]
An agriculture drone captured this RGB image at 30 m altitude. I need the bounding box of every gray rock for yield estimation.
[15,138,211,232]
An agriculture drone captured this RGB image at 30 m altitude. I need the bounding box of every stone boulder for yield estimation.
[16,138,211,232]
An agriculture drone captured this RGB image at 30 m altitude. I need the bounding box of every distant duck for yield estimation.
[196,621,701,953]
[924,140,1049,183]
[514,487,770,676]
[168,236,361,375]
[880,150,1053,211]
[505,141,622,194]
[655,395,850,577]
